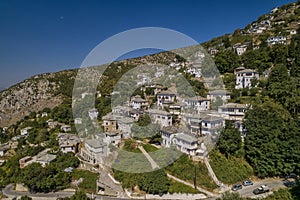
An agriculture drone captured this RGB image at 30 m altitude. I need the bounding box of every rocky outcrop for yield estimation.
[0,73,68,127]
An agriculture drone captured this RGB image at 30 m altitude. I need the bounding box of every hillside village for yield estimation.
[0,2,300,200]
[0,62,256,198]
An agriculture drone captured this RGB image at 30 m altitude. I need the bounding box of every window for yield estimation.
[228,108,234,112]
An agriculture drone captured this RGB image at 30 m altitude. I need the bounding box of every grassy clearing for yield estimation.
[123,139,141,153]
[142,143,158,152]
[209,150,254,184]
[72,169,98,193]
[165,154,218,191]
[113,139,153,173]
[168,179,200,194]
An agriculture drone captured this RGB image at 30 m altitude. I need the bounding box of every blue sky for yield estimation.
[0,0,296,89]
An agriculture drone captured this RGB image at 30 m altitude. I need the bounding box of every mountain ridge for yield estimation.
[1,0,299,127]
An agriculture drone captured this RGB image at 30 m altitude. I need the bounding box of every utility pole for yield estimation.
[194,163,197,190]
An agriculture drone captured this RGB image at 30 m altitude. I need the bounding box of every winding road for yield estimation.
[236,178,288,198]
[2,177,291,200]
[2,184,75,200]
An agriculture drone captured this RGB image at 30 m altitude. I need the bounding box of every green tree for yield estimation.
[291,179,300,200]
[241,49,271,73]
[217,121,242,158]
[289,27,300,78]
[269,44,288,65]
[138,169,170,195]
[267,64,300,117]
[215,50,240,73]
[244,99,300,178]
[137,114,151,126]
[96,96,111,119]
[21,163,71,193]
[268,64,289,84]
[55,152,80,169]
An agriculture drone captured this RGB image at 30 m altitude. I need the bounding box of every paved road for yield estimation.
[1,178,290,200]
[2,184,75,199]
[2,184,130,200]
[236,178,287,198]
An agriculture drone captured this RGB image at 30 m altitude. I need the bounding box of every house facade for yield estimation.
[61,125,71,132]
[80,139,108,165]
[184,114,225,136]
[129,109,142,121]
[0,144,9,157]
[208,47,218,56]
[235,69,259,89]
[74,118,82,125]
[47,119,58,129]
[172,133,199,156]
[157,91,176,107]
[57,133,80,154]
[168,103,183,116]
[267,36,287,45]
[160,126,199,156]
[207,90,231,102]
[236,45,248,56]
[184,114,202,136]
[117,117,134,138]
[21,127,32,136]
[104,132,122,146]
[102,113,120,133]
[148,109,172,127]
[112,105,131,117]
[41,112,48,117]
[130,95,149,110]
[185,96,210,112]
[218,103,247,121]
[200,116,225,135]
[160,126,178,148]
[233,43,250,56]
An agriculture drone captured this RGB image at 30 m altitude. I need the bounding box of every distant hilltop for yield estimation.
[1,1,300,127]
